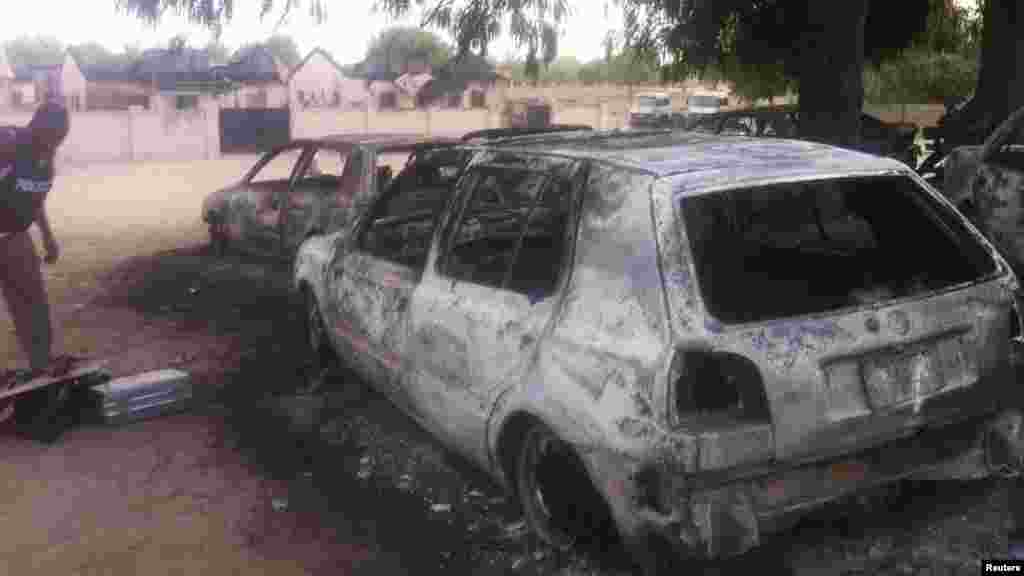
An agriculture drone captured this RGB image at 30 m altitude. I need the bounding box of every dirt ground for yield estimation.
[0,155,1018,575]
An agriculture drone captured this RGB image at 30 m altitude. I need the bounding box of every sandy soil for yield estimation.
[0,155,1018,575]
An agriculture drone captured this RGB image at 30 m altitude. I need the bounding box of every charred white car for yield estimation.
[294,130,1024,568]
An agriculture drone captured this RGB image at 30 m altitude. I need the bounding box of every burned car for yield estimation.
[941,105,1024,273]
[201,134,463,259]
[293,130,1024,568]
[687,106,919,166]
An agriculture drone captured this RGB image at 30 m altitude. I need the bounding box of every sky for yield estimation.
[0,0,624,65]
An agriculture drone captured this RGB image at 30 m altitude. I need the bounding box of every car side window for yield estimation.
[250,147,304,184]
[296,147,348,191]
[355,152,463,271]
[439,160,576,299]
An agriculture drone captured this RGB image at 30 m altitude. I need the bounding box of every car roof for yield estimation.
[486,129,907,181]
[267,133,458,154]
[460,125,594,142]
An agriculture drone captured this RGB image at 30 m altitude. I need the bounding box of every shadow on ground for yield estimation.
[88,244,1012,575]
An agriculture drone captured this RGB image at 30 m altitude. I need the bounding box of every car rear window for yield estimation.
[679,175,999,324]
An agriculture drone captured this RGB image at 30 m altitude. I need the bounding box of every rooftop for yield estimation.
[490,130,907,185]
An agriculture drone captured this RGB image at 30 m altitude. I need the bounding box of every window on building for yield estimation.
[175,94,199,110]
[469,90,486,108]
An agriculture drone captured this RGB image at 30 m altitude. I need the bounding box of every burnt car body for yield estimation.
[684,106,919,166]
[293,130,1024,567]
[201,134,462,260]
[942,105,1024,275]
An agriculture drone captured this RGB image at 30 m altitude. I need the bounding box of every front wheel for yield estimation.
[302,288,334,393]
[208,220,228,257]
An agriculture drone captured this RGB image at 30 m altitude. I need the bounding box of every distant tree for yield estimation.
[576,46,660,85]
[205,39,232,65]
[68,42,122,67]
[114,0,564,81]
[122,42,142,62]
[264,34,301,68]
[3,35,65,69]
[168,34,189,53]
[364,27,452,77]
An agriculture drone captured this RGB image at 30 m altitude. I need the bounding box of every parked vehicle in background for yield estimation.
[629,92,674,127]
[687,105,919,165]
[200,134,462,260]
[941,105,1024,273]
[685,92,726,115]
[294,129,1024,571]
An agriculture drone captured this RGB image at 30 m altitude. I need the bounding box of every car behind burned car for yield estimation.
[201,134,465,259]
[686,106,919,166]
[942,105,1024,274]
[293,130,1024,569]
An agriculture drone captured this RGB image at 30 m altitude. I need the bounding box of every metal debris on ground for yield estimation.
[271,498,288,512]
[501,520,528,540]
[398,474,413,491]
[431,503,452,513]
[357,455,373,479]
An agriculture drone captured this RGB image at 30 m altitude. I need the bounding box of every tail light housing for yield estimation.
[669,350,771,425]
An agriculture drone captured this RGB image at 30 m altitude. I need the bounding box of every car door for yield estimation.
[406,152,585,462]
[323,146,460,404]
[971,108,1024,273]
[280,143,354,254]
[229,144,307,256]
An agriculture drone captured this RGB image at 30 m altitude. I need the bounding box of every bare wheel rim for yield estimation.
[519,425,577,549]
[209,222,228,255]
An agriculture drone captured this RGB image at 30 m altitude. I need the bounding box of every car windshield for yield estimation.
[679,175,999,324]
[688,95,720,108]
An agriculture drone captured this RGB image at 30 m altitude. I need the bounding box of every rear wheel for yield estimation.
[515,420,620,553]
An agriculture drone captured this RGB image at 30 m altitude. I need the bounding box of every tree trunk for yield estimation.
[797,0,870,148]
[950,0,1024,146]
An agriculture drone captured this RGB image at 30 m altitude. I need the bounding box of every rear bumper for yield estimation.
[612,401,1024,560]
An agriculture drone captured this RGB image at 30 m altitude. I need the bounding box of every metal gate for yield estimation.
[219,108,291,154]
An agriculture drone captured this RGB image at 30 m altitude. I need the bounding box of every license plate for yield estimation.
[861,347,944,410]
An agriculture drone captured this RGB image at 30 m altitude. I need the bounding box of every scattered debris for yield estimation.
[431,503,452,513]
[271,498,288,512]
[357,455,373,480]
[398,474,413,491]
[274,394,325,435]
[501,520,528,541]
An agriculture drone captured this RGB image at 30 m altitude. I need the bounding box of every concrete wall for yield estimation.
[85,82,151,111]
[292,104,617,139]
[61,53,87,111]
[219,83,289,108]
[0,101,622,167]
[0,101,218,166]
